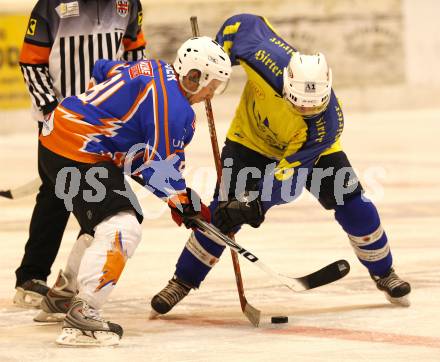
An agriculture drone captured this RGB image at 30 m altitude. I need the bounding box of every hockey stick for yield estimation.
[126,174,351,294]
[0,177,41,199]
[190,16,261,327]
[195,219,351,292]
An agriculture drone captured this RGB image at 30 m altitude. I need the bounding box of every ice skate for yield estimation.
[56,298,123,346]
[150,277,192,318]
[13,279,49,308]
[371,267,411,306]
[34,270,75,323]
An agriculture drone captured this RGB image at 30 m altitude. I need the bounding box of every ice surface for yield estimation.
[0,106,439,361]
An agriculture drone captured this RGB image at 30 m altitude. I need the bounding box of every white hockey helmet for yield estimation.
[283,52,333,116]
[174,36,232,94]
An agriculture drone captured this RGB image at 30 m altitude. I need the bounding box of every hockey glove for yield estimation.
[168,188,210,229]
[214,192,265,234]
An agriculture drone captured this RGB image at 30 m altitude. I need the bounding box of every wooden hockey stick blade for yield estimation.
[230,249,261,326]
[0,177,41,200]
[243,301,261,327]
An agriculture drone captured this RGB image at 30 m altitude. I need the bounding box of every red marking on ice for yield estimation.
[161,317,440,349]
[158,316,440,348]
[267,325,440,349]
[154,316,248,327]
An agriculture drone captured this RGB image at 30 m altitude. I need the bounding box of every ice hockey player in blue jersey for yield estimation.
[150,14,411,317]
[36,36,232,346]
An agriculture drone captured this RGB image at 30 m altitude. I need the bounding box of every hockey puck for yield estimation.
[271,316,288,324]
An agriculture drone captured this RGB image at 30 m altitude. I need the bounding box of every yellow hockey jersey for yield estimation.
[215,14,343,170]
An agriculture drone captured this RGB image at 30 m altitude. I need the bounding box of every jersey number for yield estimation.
[78,73,125,106]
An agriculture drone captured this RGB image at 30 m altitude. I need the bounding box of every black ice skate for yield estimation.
[34,270,75,323]
[13,279,49,308]
[370,267,411,306]
[150,277,192,318]
[56,298,123,346]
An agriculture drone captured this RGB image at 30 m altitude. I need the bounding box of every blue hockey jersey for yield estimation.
[40,59,195,199]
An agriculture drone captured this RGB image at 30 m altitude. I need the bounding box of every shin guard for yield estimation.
[175,229,226,288]
[76,210,142,308]
[335,194,392,276]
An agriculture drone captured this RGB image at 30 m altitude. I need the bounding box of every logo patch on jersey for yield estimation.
[55,2,80,19]
[129,61,153,79]
[137,11,143,26]
[116,0,129,17]
[26,19,37,36]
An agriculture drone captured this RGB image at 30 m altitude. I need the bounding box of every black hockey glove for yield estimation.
[214,193,265,234]
[168,188,210,229]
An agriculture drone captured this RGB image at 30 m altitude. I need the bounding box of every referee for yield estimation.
[14,0,147,308]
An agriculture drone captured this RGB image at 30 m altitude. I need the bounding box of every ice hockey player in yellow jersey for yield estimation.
[150,14,411,317]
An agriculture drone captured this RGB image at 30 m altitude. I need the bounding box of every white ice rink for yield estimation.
[0,103,439,361]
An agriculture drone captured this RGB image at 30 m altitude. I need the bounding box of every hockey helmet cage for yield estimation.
[283,52,333,115]
[174,36,232,94]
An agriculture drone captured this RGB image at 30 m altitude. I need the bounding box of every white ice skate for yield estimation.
[56,298,123,347]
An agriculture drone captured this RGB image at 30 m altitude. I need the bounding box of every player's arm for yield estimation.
[19,0,58,117]
[140,143,209,229]
[215,14,254,65]
[122,0,146,61]
[215,14,274,65]
[89,60,130,86]
[140,111,209,228]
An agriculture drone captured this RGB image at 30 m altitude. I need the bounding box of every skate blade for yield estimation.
[149,310,160,320]
[34,310,66,323]
[56,327,120,347]
[385,293,411,307]
[13,289,43,309]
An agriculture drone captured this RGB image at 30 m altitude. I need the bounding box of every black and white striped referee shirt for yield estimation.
[19,0,147,120]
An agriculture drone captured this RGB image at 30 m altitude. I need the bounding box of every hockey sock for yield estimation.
[64,233,94,292]
[174,197,230,287]
[76,210,142,308]
[334,194,392,276]
[174,185,259,287]
[175,229,226,288]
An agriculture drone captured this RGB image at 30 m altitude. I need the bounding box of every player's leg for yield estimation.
[151,140,273,315]
[14,142,70,308]
[64,160,142,346]
[57,210,141,346]
[34,232,93,323]
[39,145,143,345]
[149,198,224,316]
[307,151,411,305]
